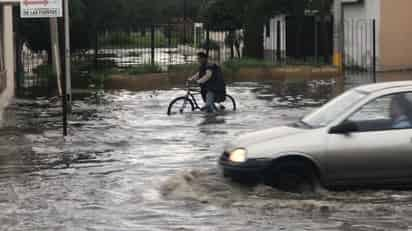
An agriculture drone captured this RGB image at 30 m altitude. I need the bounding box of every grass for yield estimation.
[89,70,109,89]
[123,64,163,75]
[166,58,280,76]
[69,55,335,90]
[222,58,276,73]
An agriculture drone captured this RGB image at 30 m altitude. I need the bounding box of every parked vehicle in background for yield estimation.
[219,81,412,192]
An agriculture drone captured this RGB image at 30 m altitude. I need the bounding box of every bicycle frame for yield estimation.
[183,86,203,110]
[167,81,236,115]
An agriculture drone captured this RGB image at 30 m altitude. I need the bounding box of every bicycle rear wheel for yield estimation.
[167,97,195,115]
[215,94,236,112]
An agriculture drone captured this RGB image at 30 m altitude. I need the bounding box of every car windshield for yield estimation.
[302,90,367,128]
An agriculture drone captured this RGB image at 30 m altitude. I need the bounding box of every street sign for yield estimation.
[20,0,62,18]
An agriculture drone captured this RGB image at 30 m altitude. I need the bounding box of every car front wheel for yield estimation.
[265,161,319,193]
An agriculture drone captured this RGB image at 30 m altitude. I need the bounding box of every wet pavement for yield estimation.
[2,81,412,230]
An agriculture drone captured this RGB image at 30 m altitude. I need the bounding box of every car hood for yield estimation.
[225,125,326,159]
[226,125,302,149]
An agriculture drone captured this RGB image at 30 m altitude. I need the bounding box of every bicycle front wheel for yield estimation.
[167,97,195,115]
[215,94,237,112]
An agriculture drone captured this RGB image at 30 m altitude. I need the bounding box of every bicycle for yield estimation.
[167,82,237,115]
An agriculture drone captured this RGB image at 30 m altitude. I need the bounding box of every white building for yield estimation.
[342,0,412,71]
[263,15,287,61]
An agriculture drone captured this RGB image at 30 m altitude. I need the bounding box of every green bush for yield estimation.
[124,64,163,75]
[89,70,112,89]
[222,58,275,73]
[33,64,56,80]
[71,59,119,88]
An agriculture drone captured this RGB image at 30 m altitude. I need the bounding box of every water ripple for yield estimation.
[2,81,410,230]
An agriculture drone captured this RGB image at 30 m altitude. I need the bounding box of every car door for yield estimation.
[326,92,412,185]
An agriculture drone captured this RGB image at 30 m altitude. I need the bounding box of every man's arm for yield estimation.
[188,72,200,81]
[196,70,212,84]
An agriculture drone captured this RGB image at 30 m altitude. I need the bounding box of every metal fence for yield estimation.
[16,19,377,96]
[343,19,376,84]
[17,23,243,96]
[70,24,241,72]
[71,19,338,74]
[17,47,57,97]
[264,15,334,65]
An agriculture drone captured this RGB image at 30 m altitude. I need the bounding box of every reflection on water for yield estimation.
[1,81,412,230]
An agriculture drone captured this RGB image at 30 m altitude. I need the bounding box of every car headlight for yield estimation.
[229,148,247,163]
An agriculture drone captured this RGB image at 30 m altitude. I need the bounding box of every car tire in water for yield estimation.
[167,97,195,115]
[265,160,319,193]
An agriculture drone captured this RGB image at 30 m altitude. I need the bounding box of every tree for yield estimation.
[202,0,332,59]
[201,0,242,31]
[201,0,289,58]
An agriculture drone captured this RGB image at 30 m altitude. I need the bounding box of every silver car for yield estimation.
[219,81,412,191]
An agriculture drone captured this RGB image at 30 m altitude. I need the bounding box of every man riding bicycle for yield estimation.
[188,52,226,113]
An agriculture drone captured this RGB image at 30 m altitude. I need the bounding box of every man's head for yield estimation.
[197,52,208,65]
[390,94,410,120]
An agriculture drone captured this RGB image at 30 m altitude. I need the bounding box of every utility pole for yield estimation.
[61,0,71,136]
[333,0,343,71]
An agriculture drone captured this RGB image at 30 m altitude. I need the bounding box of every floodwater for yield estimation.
[2,80,412,230]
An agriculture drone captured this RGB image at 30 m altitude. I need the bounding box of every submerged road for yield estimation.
[1,81,412,231]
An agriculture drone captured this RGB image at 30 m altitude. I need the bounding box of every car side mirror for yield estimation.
[329,121,358,134]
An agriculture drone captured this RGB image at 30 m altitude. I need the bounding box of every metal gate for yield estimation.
[16,48,57,97]
[343,19,377,86]
[14,16,57,98]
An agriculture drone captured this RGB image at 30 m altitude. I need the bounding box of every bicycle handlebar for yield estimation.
[185,80,201,92]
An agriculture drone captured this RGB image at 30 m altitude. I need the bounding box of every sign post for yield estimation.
[20,0,70,137]
[20,0,62,18]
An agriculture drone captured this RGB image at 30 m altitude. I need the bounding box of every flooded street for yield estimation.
[2,81,412,230]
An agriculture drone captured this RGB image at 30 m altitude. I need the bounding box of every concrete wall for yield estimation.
[380,0,412,71]
[342,0,381,69]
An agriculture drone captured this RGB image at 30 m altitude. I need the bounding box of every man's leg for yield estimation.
[201,87,207,103]
[204,91,216,113]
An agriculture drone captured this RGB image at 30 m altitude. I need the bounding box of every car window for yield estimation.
[349,96,391,121]
[347,92,412,131]
[302,90,366,128]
